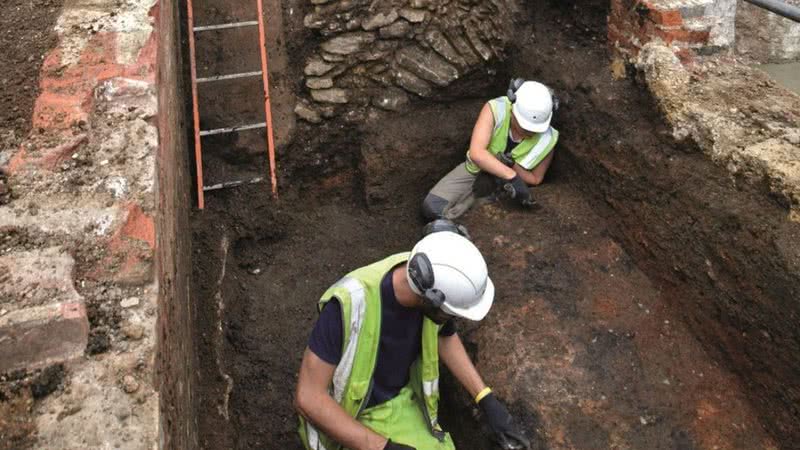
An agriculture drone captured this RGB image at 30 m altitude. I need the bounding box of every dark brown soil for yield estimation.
[0,0,63,137]
[0,364,66,450]
[190,0,782,449]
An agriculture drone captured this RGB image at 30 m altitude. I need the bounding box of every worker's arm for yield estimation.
[438,333,532,449]
[438,333,486,398]
[513,150,554,186]
[468,103,517,181]
[295,348,388,450]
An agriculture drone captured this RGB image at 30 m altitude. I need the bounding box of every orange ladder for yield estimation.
[186,0,278,209]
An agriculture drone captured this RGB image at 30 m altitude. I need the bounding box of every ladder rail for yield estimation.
[255,0,279,197]
[186,0,205,209]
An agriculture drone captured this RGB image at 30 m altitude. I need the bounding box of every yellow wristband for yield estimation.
[474,387,492,404]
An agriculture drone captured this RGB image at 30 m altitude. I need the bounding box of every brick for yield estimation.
[0,302,89,373]
[649,8,683,27]
[0,249,90,371]
[117,203,156,250]
[656,27,710,44]
[675,47,695,64]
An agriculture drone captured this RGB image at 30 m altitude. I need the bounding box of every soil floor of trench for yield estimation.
[190,1,778,449]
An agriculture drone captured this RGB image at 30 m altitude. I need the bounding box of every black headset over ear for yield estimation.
[408,253,446,308]
[506,77,525,102]
[507,78,560,112]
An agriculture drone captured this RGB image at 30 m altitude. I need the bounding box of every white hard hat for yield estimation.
[406,232,495,321]
[512,81,553,133]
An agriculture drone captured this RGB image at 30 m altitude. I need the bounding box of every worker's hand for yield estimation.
[502,175,533,207]
[383,439,416,450]
[478,393,531,450]
[498,152,515,168]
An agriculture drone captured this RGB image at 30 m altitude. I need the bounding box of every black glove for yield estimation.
[502,175,535,207]
[498,152,515,168]
[384,439,415,450]
[479,393,531,450]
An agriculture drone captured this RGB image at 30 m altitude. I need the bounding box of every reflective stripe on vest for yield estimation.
[465,96,558,174]
[517,127,556,169]
[331,276,366,404]
[307,423,329,450]
[423,378,439,396]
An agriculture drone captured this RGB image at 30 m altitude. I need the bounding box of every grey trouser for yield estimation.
[421,163,478,220]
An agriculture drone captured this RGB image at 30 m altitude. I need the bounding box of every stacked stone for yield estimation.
[295,0,520,123]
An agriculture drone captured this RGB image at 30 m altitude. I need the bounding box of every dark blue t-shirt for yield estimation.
[506,132,520,157]
[308,269,456,408]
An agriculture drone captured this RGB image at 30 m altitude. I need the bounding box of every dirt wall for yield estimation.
[155,0,199,447]
[628,45,800,445]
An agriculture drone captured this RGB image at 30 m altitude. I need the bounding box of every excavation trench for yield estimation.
[184,0,798,448]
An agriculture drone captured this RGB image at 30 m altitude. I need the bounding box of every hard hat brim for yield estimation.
[512,103,551,133]
[441,277,495,321]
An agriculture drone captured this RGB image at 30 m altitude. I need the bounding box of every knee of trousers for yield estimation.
[421,193,449,220]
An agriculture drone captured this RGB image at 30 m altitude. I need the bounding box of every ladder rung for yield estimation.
[197,70,262,83]
[200,122,266,137]
[203,177,264,192]
[193,20,259,32]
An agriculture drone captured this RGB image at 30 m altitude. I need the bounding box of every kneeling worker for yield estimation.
[422,79,559,220]
[295,230,529,449]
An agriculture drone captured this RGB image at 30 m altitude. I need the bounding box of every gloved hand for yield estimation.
[478,393,531,450]
[383,439,416,450]
[498,152,515,168]
[502,175,535,207]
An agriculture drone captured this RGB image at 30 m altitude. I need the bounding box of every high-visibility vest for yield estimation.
[299,253,445,450]
[465,96,559,175]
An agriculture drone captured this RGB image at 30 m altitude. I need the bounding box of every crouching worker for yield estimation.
[422,79,559,220]
[295,230,529,450]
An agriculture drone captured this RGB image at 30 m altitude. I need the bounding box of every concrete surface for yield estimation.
[758,62,800,94]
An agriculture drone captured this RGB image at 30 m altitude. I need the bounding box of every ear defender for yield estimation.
[408,253,445,308]
[548,87,560,112]
[506,77,525,102]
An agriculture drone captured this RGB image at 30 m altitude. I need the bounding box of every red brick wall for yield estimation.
[608,0,714,63]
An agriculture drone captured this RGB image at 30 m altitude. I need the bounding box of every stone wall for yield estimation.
[608,0,737,63]
[295,0,522,122]
[736,0,800,62]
